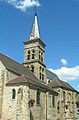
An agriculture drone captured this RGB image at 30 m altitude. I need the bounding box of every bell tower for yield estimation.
[23,13,47,83]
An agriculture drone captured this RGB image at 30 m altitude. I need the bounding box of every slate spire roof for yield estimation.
[30,13,40,40]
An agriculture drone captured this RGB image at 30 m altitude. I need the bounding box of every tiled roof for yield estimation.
[0,53,58,95]
[48,78,78,92]
[6,75,58,95]
[0,53,37,81]
[46,69,59,79]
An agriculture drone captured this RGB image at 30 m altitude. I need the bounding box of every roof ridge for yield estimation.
[47,69,55,74]
[0,53,38,81]
[0,53,21,66]
[56,79,78,92]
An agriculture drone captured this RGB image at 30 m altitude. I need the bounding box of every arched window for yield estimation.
[40,66,41,71]
[42,68,44,72]
[42,68,44,81]
[32,49,35,59]
[39,51,41,60]
[57,101,60,113]
[39,67,44,81]
[36,89,40,105]
[12,89,16,99]
[27,50,30,60]
[42,74,44,81]
[40,72,41,80]
[68,93,71,102]
[52,95,55,107]
[63,91,66,103]
[39,66,41,80]
[18,88,23,100]
[31,65,34,73]
[41,52,43,62]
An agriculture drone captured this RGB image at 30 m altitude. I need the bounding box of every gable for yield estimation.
[0,61,6,71]
[0,53,38,81]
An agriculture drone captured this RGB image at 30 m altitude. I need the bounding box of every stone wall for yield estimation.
[45,87,77,120]
[29,89,46,120]
[0,61,6,118]
[24,41,45,64]
[0,60,78,120]
[2,85,30,120]
[0,61,19,118]
[2,85,47,120]
[24,41,47,83]
[46,92,57,120]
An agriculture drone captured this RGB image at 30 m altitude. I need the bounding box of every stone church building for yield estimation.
[0,13,79,120]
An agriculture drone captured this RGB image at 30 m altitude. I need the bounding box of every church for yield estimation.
[0,13,79,120]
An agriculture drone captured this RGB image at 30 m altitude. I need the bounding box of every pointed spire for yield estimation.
[30,13,40,40]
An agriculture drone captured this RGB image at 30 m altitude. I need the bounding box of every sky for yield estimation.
[0,0,79,91]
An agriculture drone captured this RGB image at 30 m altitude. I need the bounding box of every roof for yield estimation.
[30,13,40,40]
[0,53,37,81]
[0,53,58,95]
[6,75,58,95]
[24,38,46,48]
[46,69,59,80]
[48,78,78,92]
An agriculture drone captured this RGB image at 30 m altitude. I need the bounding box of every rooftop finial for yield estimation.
[35,3,37,16]
[35,12,37,16]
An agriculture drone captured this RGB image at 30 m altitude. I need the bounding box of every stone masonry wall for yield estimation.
[46,92,57,120]
[0,61,6,118]
[0,61,19,118]
[29,89,46,120]
[2,85,30,120]
[24,41,45,64]
[45,87,77,120]
[24,41,47,83]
